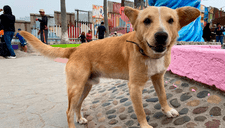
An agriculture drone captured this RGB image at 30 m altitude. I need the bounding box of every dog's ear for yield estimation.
[124,6,139,29]
[176,6,200,29]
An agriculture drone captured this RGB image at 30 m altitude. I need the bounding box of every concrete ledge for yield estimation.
[168,45,225,91]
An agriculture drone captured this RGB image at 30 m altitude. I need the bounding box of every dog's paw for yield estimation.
[163,108,179,118]
[76,117,88,124]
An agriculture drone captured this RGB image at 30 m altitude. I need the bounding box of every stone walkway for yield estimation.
[80,72,225,128]
[0,52,225,128]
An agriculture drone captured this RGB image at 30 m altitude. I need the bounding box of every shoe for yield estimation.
[7,56,16,59]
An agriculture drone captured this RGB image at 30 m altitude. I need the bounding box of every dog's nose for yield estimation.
[154,32,168,44]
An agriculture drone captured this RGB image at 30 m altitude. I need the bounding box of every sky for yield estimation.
[0,0,224,19]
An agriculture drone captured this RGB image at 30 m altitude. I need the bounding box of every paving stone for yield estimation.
[175,88,183,93]
[143,103,148,107]
[181,83,189,87]
[106,109,116,115]
[186,100,200,107]
[161,118,173,125]
[126,120,134,127]
[153,112,164,119]
[179,108,189,115]
[223,116,225,121]
[209,107,221,116]
[109,119,118,125]
[113,100,118,105]
[98,125,106,128]
[92,100,99,104]
[197,91,210,98]
[108,115,116,119]
[180,92,192,101]
[166,93,173,99]
[144,95,151,99]
[87,115,94,121]
[174,80,181,85]
[97,113,102,117]
[119,114,127,120]
[169,86,176,89]
[117,83,126,88]
[186,122,197,128]
[112,89,118,93]
[130,114,137,119]
[193,107,208,114]
[102,102,111,107]
[88,121,96,128]
[124,101,132,106]
[146,98,159,102]
[144,108,151,115]
[194,116,207,122]
[207,95,222,104]
[170,98,181,108]
[154,103,161,110]
[128,106,134,113]
[120,98,128,103]
[204,119,220,128]
[116,96,124,99]
[189,87,198,92]
[149,123,158,127]
[149,89,155,93]
[112,126,122,128]
[146,116,150,122]
[142,89,148,94]
[170,79,176,83]
[98,117,106,122]
[173,116,191,125]
[84,111,92,116]
[99,89,106,93]
[118,107,125,113]
[108,87,116,91]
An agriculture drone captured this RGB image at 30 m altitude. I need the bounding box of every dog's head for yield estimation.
[124,6,200,58]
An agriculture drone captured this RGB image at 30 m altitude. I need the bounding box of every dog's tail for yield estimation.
[19,31,76,59]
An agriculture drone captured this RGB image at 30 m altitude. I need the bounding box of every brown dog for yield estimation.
[20,6,200,128]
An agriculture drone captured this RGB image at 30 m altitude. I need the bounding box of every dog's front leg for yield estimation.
[151,72,179,118]
[129,81,153,128]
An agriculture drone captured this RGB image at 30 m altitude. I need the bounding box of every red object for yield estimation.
[86,33,92,41]
[36,18,38,21]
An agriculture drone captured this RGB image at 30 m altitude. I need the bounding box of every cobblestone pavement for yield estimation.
[0,53,225,128]
[81,73,225,128]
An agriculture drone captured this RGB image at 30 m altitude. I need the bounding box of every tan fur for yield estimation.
[19,6,200,128]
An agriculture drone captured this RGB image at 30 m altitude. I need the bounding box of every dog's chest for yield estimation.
[145,56,166,77]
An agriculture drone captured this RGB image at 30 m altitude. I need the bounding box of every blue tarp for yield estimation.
[148,0,204,42]
[204,7,208,22]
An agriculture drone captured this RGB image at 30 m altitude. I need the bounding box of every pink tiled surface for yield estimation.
[168,45,225,91]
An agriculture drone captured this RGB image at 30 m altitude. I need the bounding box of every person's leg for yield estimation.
[24,45,27,52]
[4,31,16,56]
[216,36,219,42]
[220,36,223,45]
[45,30,48,44]
[40,30,44,43]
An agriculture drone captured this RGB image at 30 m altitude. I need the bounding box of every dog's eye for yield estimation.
[168,18,174,24]
[144,18,152,25]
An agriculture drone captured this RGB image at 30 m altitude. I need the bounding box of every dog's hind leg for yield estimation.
[65,62,91,128]
[151,72,179,118]
[75,83,92,124]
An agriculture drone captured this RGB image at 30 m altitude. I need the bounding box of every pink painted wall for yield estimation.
[168,45,225,91]
[174,45,221,49]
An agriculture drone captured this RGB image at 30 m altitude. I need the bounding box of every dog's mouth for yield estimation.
[147,42,166,53]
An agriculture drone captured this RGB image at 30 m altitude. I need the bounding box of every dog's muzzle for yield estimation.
[147,31,168,53]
